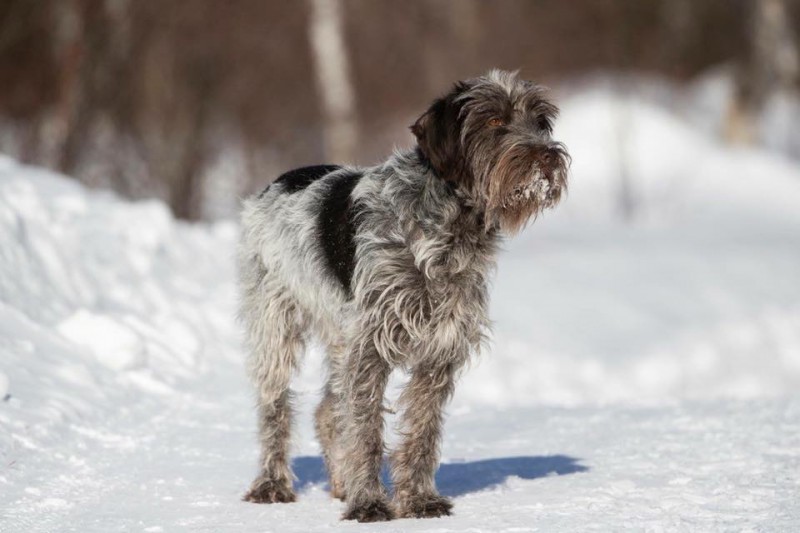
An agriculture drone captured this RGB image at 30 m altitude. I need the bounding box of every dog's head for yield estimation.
[411,70,569,233]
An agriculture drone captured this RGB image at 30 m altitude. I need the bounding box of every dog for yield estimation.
[237,69,569,522]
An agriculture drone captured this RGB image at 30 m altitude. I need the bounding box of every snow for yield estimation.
[2,83,800,531]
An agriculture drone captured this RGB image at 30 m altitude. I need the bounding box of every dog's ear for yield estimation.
[411,83,468,181]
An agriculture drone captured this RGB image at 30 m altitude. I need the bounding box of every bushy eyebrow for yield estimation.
[520,96,558,117]
[536,114,554,133]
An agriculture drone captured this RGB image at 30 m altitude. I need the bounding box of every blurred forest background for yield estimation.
[1,0,798,220]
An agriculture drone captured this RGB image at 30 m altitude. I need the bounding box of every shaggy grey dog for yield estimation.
[238,70,569,522]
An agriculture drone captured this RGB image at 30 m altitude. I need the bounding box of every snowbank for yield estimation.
[0,156,239,466]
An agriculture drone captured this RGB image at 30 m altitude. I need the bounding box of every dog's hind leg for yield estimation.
[314,350,347,500]
[239,254,305,504]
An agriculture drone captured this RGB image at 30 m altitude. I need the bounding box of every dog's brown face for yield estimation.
[411,70,569,233]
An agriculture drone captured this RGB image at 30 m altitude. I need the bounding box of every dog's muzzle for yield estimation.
[506,144,568,209]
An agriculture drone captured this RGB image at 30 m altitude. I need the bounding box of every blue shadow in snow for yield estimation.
[292,454,588,497]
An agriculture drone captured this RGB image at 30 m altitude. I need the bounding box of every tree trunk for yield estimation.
[725,0,799,144]
[307,0,358,163]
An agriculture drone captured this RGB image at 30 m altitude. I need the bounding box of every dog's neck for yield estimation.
[408,147,497,240]
[380,148,501,279]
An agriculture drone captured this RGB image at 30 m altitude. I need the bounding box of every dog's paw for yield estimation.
[243,478,296,504]
[394,493,453,519]
[342,499,394,522]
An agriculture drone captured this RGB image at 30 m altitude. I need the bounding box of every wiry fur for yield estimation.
[238,70,569,522]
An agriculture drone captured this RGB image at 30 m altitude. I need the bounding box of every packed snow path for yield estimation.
[4,357,800,532]
[3,84,800,531]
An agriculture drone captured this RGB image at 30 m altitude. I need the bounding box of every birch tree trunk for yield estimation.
[307,0,358,163]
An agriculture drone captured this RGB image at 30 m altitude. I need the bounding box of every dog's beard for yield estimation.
[484,144,567,234]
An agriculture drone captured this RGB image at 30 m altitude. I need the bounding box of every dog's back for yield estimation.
[238,165,366,334]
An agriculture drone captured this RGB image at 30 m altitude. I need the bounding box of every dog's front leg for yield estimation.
[339,343,394,522]
[391,362,456,518]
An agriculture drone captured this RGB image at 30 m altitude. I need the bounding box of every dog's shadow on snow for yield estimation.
[292,455,588,497]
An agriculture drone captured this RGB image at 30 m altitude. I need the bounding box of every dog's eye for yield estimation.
[487,118,504,127]
[537,117,553,133]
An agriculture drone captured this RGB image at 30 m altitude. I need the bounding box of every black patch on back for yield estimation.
[274,164,342,194]
[318,170,362,297]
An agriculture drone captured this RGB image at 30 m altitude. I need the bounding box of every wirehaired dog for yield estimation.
[238,70,569,522]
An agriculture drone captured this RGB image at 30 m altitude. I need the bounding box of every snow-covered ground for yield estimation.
[1,84,799,532]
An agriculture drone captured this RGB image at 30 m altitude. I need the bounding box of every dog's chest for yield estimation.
[355,221,493,364]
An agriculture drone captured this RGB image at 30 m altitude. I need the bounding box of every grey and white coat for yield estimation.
[237,70,569,522]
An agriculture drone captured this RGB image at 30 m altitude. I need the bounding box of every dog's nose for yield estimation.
[532,146,557,169]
